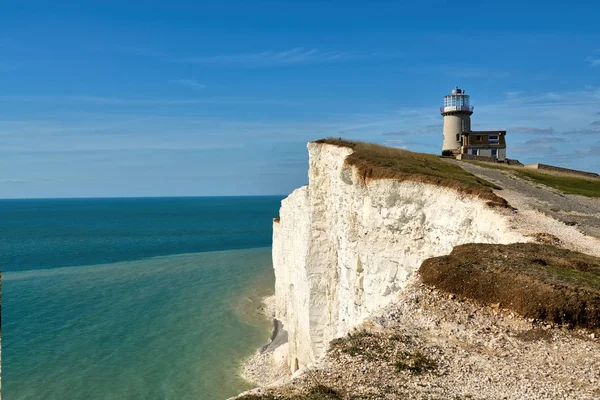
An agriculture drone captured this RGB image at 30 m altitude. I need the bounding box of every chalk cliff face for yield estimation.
[272,142,526,372]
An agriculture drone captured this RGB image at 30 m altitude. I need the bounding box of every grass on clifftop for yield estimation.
[420,243,600,329]
[316,138,507,207]
[468,161,600,198]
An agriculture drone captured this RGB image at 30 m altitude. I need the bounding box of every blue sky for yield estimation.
[1,0,599,198]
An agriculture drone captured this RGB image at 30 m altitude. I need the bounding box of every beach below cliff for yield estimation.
[240,295,291,388]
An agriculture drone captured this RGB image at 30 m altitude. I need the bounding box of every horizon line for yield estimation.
[0,194,289,201]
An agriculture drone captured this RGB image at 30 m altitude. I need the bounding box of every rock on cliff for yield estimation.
[272,141,526,372]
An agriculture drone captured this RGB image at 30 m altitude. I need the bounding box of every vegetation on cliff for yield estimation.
[315,138,508,207]
[420,243,600,329]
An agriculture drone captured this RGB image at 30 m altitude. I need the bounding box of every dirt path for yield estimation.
[448,160,600,240]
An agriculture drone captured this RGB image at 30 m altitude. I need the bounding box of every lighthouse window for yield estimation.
[456,133,460,142]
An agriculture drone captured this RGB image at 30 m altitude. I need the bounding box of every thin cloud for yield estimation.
[575,145,600,157]
[0,62,19,72]
[383,139,437,149]
[382,130,413,136]
[586,57,600,68]
[170,79,206,90]
[129,46,383,67]
[590,120,600,126]
[381,125,439,137]
[497,87,600,108]
[512,145,557,154]
[509,127,555,135]
[183,47,375,67]
[563,128,600,135]
[0,178,28,184]
[523,137,566,145]
[411,64,510,79]
[0,94,303,106]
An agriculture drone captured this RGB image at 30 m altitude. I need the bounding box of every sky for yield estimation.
[1,0,599,198]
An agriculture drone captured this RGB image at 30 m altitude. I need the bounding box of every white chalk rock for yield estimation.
[273,142,525,372]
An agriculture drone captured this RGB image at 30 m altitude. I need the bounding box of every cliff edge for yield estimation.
[273,140,526,373]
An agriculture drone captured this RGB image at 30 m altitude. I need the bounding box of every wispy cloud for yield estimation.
[563,128,600,135]
[382,138,437,149]
[381,124,440,137]
[127,46,383,67]
[586,56,600,68]
[499,87,600,107]
[169,79,206,90]
[0,62,19,72]
[523,137,566,145]
[509,127,555,135]
[412,64,510,79]
[0,178,28,184]
[382,130,413,136]
[590,120,600,126]
[0,94,302,106]
[512,145,557,154]
[572,145,600,158]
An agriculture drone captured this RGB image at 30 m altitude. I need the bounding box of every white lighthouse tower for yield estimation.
[440,86,473,153]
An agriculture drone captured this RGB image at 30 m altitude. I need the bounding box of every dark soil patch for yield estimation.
[419,243,600,329]
[515,329,554,342]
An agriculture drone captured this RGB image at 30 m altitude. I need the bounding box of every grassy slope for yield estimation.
[316,138,508,207]
[468,161,600,198]
[420,243,600,329]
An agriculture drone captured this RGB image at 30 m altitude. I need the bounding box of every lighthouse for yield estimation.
[440,86,473,153]
[440,86,508,161]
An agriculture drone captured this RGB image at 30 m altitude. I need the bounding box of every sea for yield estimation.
[0,196,284,400]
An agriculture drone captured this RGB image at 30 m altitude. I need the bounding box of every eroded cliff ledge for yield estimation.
[272,140,527,372]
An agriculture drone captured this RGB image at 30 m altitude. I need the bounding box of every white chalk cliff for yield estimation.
[272,142,526,372]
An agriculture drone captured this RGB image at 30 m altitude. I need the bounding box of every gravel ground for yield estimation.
[236,282,600,400]
[449,161,600,240]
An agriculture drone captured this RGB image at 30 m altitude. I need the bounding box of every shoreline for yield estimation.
[240,295,291,388]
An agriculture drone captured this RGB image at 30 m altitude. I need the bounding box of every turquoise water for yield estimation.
[1,197,282,399]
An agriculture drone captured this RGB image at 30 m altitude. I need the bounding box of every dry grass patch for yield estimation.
[420,243,600,329]
[237,385,341,400]
[330,330,388,362]
[315,138,508,207]
[394,350,438,375]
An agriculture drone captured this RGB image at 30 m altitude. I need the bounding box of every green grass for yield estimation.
[468,161,600,198]
[316,138,507,207]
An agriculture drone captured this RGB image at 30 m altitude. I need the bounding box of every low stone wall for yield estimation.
[456,154,497,163]
[525,163,599,179]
